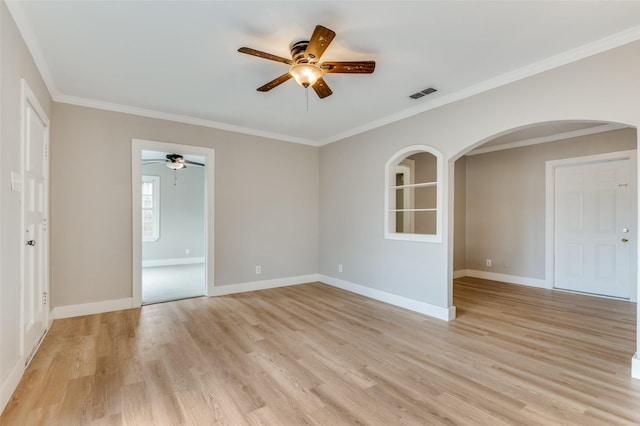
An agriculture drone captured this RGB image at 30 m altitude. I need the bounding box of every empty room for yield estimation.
[1,1,640,424]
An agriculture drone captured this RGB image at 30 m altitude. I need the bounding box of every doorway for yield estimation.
[453,123,637,302]
[140,150,206,304]
[547,151,637,299]
[131,139,215,307]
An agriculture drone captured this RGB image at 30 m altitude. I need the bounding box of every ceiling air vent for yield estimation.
[409,87,437,99]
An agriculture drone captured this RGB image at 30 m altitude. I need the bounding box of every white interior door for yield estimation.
[22,84,49,363]
[554,158,632,298]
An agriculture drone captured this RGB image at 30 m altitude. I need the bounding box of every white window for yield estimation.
[385,145,442,242]
[142,175,160,242]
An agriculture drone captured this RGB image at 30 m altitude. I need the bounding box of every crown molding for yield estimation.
[7,0,640,148]
[5,0,60,99]
[54,94,318,146]
[318,25,640,146]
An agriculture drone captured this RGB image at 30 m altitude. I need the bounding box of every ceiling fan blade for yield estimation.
[305,25,336,62]
[184,159,205,167]
[320,61,376,74]
[238,47,293,65]
[312,77,333,99]
[142,159,168,164]
[257,73,292,92]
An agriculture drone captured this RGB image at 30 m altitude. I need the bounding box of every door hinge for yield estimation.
[44,144,49,158]
[43,218,48,231]
[43,292,48,305]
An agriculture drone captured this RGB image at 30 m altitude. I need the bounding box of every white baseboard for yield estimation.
[1,358,24,414]
[52,297,134,319]
[453,269,468,279]
[456,269,548,289]
[633,353,640,379]
[319,275,455,321]
[208,274,320,296]
[142,257,205,267]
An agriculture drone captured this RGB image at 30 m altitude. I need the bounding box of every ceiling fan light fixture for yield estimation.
[167,162,185,170]
[289,63,322,88]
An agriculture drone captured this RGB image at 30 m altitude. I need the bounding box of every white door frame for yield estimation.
[131,139,215,307]
[20,79,51,361]
[545,150,637,301]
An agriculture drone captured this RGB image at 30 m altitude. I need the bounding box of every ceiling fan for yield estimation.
[142,153,204,170]
[238,25,375,98]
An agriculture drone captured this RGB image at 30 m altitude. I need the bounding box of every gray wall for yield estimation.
[0,0,52,405]
[51,103,319,307]
[141,162,205,262]
[460,128,637,279]
[320,130,451,307]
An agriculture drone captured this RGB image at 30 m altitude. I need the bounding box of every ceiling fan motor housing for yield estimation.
[290,40,311,63]
[167,153,183,162]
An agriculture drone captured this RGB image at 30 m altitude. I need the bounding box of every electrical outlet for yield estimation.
[185,248,190,255]
[486,259,492,267]
[255,265,261,274]
[338,264,343,273]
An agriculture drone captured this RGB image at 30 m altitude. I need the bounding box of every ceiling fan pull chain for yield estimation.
[306,86,309,112]
[174,170,178,186]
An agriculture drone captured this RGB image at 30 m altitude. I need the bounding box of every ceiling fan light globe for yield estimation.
[167,162,184,170]
[289,63,322,88]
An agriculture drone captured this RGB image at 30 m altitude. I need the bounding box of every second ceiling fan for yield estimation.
[142,153,204,170]
[238,25,375,99]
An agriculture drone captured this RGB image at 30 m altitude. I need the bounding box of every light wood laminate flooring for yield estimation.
[2,278,639,425]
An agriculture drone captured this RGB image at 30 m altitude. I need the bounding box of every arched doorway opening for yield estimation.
[448,119,639,376]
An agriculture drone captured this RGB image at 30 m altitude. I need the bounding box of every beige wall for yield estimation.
[460,128,637,279]
[0,0,52,408]
[51,103,319,308]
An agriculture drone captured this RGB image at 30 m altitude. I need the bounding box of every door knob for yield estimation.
[26,240,36,246]
[622,238,629,243]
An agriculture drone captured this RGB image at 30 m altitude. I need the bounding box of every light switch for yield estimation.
[11,172,21,192]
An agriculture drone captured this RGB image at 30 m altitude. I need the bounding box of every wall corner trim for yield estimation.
[52,298,134,320]
[319,274,455,321]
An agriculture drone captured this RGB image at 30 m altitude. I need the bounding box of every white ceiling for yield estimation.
[7,1,640,146]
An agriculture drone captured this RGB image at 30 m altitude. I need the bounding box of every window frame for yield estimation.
[384,145,443,242]
[142,175,160,242]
